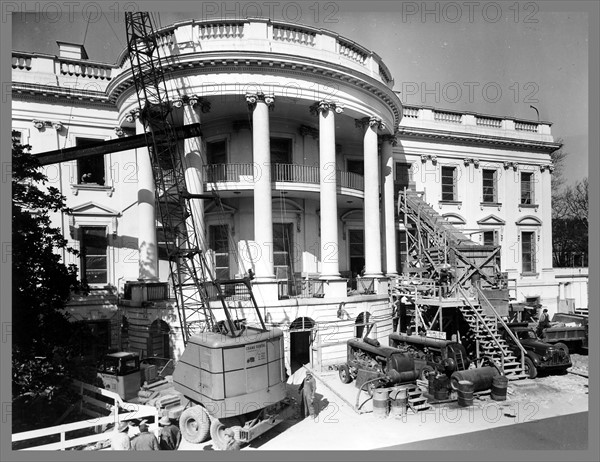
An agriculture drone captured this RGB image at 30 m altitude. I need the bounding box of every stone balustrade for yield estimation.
[401,104,552,136]
[12,18,395,97]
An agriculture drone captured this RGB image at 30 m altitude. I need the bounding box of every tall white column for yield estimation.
[182,99,206,253]
[381,135,398,276]
[361,117,384,277]
[134,113,158,281]
[247,93,275,281]
[314,101,342,279]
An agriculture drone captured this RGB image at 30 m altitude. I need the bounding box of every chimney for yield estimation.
[56,41,89,60]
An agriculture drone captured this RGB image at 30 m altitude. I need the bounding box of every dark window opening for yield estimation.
[521,172,534,204]
[522,231,536,273]
[482,169,497,203]
[347,159,364,175]
[76,138,105,185]
[207,139,227,165]
[349,229,365,280]
[209,224,230,280]
[81,227,108,284]
[270,138,292,164]
[483,230,497,246]
[441,166,457,201]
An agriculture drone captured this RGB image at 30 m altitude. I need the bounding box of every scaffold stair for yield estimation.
[406,385,431,413]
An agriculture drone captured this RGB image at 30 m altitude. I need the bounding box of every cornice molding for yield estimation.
[397,126,561,153]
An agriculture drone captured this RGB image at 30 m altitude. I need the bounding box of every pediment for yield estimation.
[205,202,237,215]
[69,201,120,216]
[516,215,542,226]
[272,198,303,213]
[341,209,363,222]
[442,213,466,225]
[477,214,506,226]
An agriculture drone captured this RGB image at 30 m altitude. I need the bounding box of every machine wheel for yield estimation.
[419,365,435,381]
[554,342,569,355]
[523,357,538,379]
[339,365,353,384]
[179,406,211,444]
[210,418,230,450]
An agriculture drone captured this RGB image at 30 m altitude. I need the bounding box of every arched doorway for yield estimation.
[355,312,373,339]
[148,319,171,358]
[289,317,315,374]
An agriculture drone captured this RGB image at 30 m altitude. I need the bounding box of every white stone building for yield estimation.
[12,18,576,372]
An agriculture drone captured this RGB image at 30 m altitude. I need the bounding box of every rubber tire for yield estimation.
[524,357,538,379]
[339,365,353,384]
[419,365,435,381]
[179,406,211,444]
[210,418,229,451]
[554,342,569,355]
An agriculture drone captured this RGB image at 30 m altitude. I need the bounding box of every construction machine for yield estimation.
[121,12,294,449]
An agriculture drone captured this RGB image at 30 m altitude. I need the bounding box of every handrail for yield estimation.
[456,285,506,373]
[476,286,527,369]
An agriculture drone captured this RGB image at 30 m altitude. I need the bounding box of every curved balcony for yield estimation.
[162,163,364,193]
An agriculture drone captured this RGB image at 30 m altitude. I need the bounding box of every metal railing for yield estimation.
[476,286,526,371]
[272,163,319,183]
[278,279,324,299]
[203,163,254,183]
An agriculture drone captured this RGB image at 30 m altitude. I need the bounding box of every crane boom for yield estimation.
[124,12,265,345]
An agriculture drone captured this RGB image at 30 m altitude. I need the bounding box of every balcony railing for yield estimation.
[338,170,364,191]
[278,279,324,300]
[272,163,319,183]
[203,163,254,183]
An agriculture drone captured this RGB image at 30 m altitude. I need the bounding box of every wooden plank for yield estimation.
[36,123,202,166]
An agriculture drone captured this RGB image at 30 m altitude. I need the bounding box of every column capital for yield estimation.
[380,133,398,146]
[355,116,385,131]
[173,95,211,113]
[504,161,519,171]
[540,164,554,173]
[309,100,344,116]
[299,124,319,139]
[246,93,275,110]
[125,107,141,123]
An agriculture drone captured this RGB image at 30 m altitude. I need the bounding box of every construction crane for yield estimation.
[121,12,292,448]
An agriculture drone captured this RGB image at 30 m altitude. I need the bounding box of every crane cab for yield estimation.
[97,351,142,401]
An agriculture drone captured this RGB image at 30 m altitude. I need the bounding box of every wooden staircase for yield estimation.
[406,384,431,413]
[457,286,528,380]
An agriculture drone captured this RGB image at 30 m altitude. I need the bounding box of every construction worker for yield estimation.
[158,416,181,450]
[298,371,317,419]
[536,308,551,337]
[223,428,241,451]
[110,421,131,450]
[131,421,160,450]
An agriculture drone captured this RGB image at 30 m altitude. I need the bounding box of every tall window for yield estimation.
[521,172,534,204]
[482,169,497,203]
[81,227,108,284]
[348,229,365,278]
[273,223,294,280]
[76,138,105,185]
[209,225,230,280]
[441,166,457,201]
[521,231,536,273]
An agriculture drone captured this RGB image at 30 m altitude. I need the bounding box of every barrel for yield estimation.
[372,388,389,418]
[433,374,450,400]
[491,375,509,401]
[450,367,500,392]
[389,386,408,417]
[457,380,474,407]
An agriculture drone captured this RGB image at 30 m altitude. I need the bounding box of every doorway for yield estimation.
[148,319,171,358]
[289,317,315,374]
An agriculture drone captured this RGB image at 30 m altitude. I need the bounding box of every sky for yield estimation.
[11,1,589,188]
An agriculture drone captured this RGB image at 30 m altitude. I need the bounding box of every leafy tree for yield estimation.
[12,133,94,431]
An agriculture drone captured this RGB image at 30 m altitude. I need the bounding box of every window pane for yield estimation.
[482,170,495,202]
[522,232,535,272]
[521,172,533,204]
[347,159,364,175]
[270,138,292,164]
[76,138,105,185]
[483,231,495,246]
